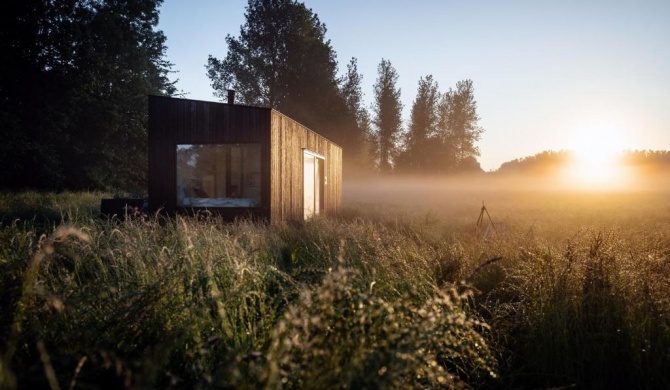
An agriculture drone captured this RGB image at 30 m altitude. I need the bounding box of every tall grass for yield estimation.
[0,191,108,227]
[0,196,496,389]
[1,191,669,388]
[485,228,670,389]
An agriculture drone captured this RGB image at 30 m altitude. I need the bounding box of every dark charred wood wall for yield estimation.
[148,96,342,221]
[270,110,342,221]
[148,96,271,218]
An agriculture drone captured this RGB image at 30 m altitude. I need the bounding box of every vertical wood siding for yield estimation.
[269,110,343,221]
[148,96,271,218]
[148,96,342,222]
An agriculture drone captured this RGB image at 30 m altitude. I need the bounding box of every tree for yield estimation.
[207,0,337,108]
[207,1,343,139]
[339,57,374,174]
[207,1,379,173]
[0,0,175,191]
[396,75,440,173]
[371,59,403,173]
[497,150,571,175]
[438,79,484,171]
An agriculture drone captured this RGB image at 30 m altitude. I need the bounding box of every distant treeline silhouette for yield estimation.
[620,150,670,173]
[497,151,571,175]
[495,150,670,174]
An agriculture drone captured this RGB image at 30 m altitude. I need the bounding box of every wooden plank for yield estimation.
[148,96,269,213]
[268,109,342,220]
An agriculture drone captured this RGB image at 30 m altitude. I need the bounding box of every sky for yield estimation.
[157,0,670,171]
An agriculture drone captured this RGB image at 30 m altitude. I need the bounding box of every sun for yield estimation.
[563,125,628,189]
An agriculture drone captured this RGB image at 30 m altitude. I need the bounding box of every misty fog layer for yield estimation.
[341,174,669,242]
[345,172,669,203]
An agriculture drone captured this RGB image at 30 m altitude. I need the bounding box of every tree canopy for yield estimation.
[206,0,371,175]
[395,75,440,173]
[0,0,175,191]
[440,79,484,170]
[206,0,336,112]
[339,58,374,173]
[395,77,484,174]
[371,59,403,173]
[206,1,486,176]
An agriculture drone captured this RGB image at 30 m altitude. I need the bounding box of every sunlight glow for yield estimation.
[563,124,630,189]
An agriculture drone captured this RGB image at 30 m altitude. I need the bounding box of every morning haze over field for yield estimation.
[1,1,670,389]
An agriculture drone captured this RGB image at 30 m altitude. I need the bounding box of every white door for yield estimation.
[304,153,315,219]
[313,158,321,214]
[303,150,324,219]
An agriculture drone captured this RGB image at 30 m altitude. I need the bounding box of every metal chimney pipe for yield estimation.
[227,89,236,105]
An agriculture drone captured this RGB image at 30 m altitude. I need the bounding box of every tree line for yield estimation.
[496,150,670,175]
[1,0,175,192]
[208,0,485,177]
[1,0,484,192]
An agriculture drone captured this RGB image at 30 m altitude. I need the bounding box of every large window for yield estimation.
[176,144,261,208]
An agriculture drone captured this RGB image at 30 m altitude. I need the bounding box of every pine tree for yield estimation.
[339,58,374,174]
[396,75,440,172]
[372,59,403,173]
[439,79,484,171]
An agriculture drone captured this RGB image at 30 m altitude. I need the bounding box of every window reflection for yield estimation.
[176,144,261,207]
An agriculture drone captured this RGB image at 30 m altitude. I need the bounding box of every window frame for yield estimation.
[175,142,262,209]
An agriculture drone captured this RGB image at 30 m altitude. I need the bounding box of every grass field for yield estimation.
[1,183,669,389]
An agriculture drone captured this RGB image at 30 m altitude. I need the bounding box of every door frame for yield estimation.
[302,149,325,219]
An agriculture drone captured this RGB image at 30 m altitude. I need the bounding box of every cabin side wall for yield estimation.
[148,96,272,217]
[269,110,343,221]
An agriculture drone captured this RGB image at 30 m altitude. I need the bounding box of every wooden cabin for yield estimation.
[148,95,342,221]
